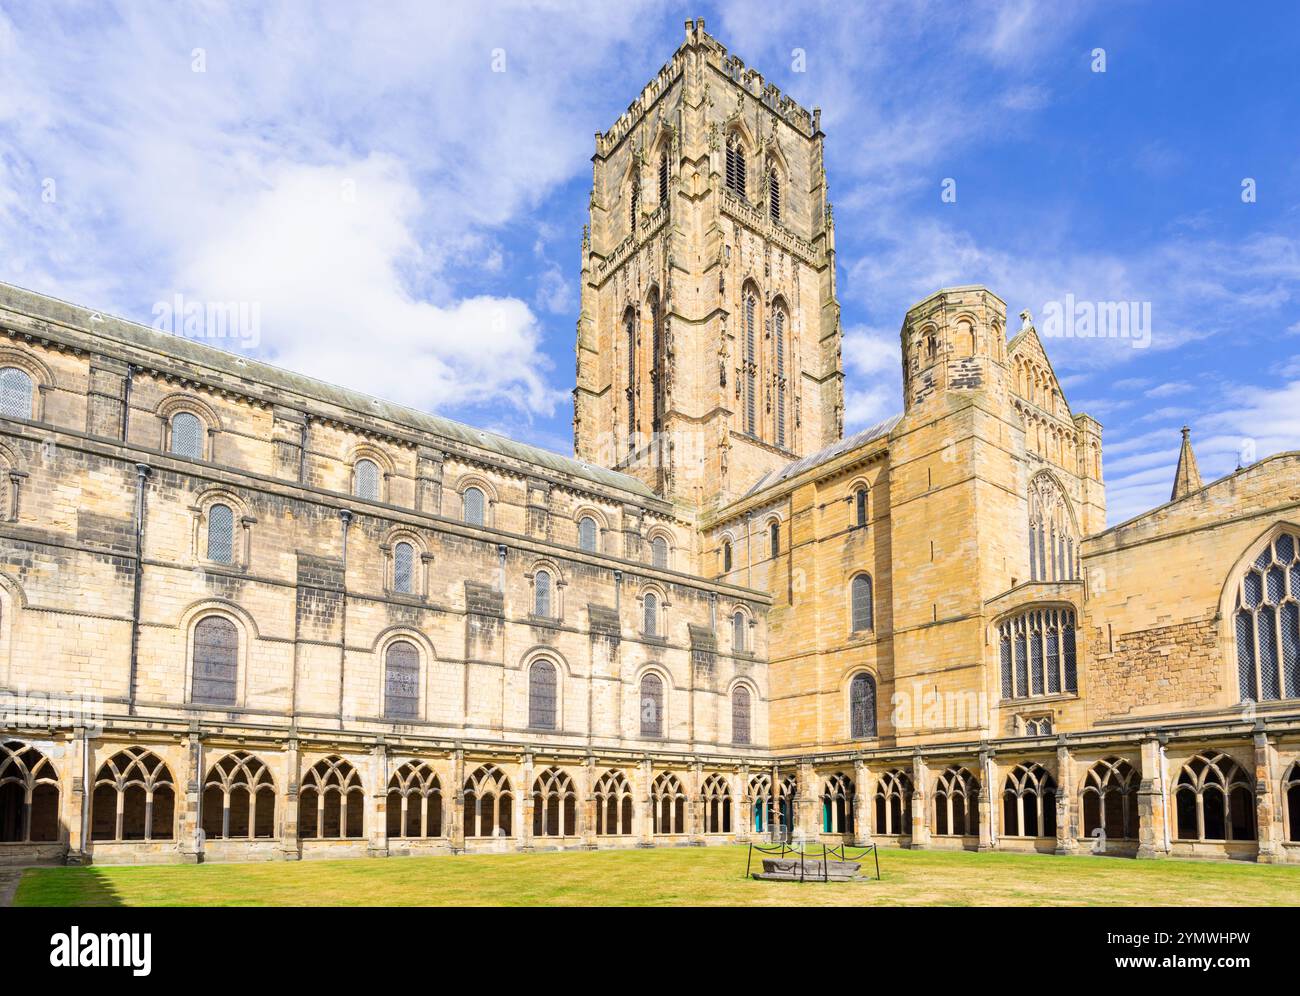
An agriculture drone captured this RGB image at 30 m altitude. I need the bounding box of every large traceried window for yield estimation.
[462,486,485,526]
[849,672,877,739]
[1028,474,1077,581]
[851,574,873,632]
[387,762,442,839]
[170,411,204,459]
[725,133,746,197]
[998,607,1078,699]
[933,766,980,836]
[594,769,634,835]
[384,640,420,720]
[201,751,274,840]
[731,685,752,745]
[353,458,380,500]
[463,764,512,838]
[578,515,598,552]
[701,773,732,833]
[1002,763,1057,838]
[1081,757,1139,841]
[651,772,686,834]
[298,756,364,839]
[528,659,557,730]
[206,502,235,564]
[532,767,577,838]
[0,740,60,843]
[0,367,33,419]
[640,673,664,737]
[393,541,415,595]
[1174,751,1255,842]
[874,769,913,836]
[822,772,855,834]
[1233,529,1300,702]
[192,616,238,706]
[91,748,175,842]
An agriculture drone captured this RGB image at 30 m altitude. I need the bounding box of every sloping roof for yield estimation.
[742,414,902,498]
[0,281,656,500]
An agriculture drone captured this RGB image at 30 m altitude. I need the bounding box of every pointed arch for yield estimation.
[531,766,577,837]
[1081,756,1139,841]
[387,761,442,839]
[0,740,60,843]
[1173,751,1255,842]
[202,750,275,840]
[701,773,732,834]
[651,772,686,834]
[594,769,634,835]
[874,769,913,837]
[821,772,855,834]
[91,747,175,842]
[463,764,513,839]
[298,755,364,839]
[1223,522,1300,703]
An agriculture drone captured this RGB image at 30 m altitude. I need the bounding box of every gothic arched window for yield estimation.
[201,751,274,840]
[91,748,175,842]
[658,149,669,204]
[531,767,577,838]
[1081,757,1139,841]
[651,772,685,834]
[1174,751,1255,842]
[393,541,415,595]
[353,458,380,500]
[0,740,59,843]
[462,486,485,526]
[874,769,913,837]
[463,764,511,838]
[629,172,639,232]
[649,290,664,434]
[725,134,746,197]
[773,305,787,448]
[387,762,442,839]
[933,766,980,837]
[594,769,634,835]
[0,367,33,419]
[768,167,781,222]
[1028,474,1077,581]
[851,574,873,632]
[192,615,238,706]
[384,640,420,720]
[822,772,855,834]
[206,502,235,564]
[640,673,664,737]
[998,607,1078,699]
[1003,763,1057,838]
[170,411,204,459]
[744,289,758,436]
[624,308,637,443]
[849,672,876,739]
[701,773,732,833]
[1232,529,1300,702]
[731,685,752,745]
[528,659,557,730]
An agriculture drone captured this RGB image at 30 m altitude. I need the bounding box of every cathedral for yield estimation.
[1,19,1297,866]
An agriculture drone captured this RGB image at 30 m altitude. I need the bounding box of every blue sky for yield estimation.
[1,0,1297,525]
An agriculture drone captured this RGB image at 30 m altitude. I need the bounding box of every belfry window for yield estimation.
[1233,529,1300,702]
[744,290,757,435]
[768,167,781,222]
[998,607,1078,699]
[774,307,787,448]
[725,134,746,197]
[658,149,669,204]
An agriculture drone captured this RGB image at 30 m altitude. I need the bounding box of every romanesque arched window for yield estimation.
[578,515,598,553]
[1232,529,1300,702]
[721,539,733,573]
[201,751,274,840]
[933,766,980,836]
[0,740,59,843]
[533,568,552,617]
[528,659,557,730]
[1081,757,1139,841]
[170,411,204,459]
[206,502,235,564]
[998,607,1078,699]
[651,772,686,834]
[1285,762,1300,843]
[353,458,380,500]
[463,764,512,838]
[387,762,442,839]
[768,520,780,560]
[732,610,746,653]
[768,166,781,222]
[643,591,659,636]
[531,767,577,837]
[732,685,752,745]
[849,672,877,739]
[1028,474,1077,581]
[1002,762,1057,838]
[462,486,485,526]
[773,305,787,448]
[822,772,855,834]
[384,640,420,720]
[191,615,238,706]
[854,486,868,528]
[0,367,33,419]
[744,288,758,436]
[640,673,664,737]
[651,535,669,569]
[298,755,363,839]
[850,574,873,633]
[1173,751,1255,842]
[91,747,175,842]
[701,773,732,833]
[393,541,415,595]
[725,133,746,197]
[594,769,634,836]
[874,769,913,837]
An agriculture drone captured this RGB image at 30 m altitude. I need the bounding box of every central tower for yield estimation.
[573,18,843,511]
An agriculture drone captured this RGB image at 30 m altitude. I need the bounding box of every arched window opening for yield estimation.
[624,308,637,444]
[170,411,203,459]
[658,149,669,205]
[725,134,746,197]
[732,610,747,653]
[732,685,752,745]
[721,539,733,573]
[91,747,175,842]
[0,741,60,843]
[769,520,780,559]
[533,569,552,618]
[1286,763,1300,843]
[1028,475,1077,581]
[874,769,913,837]
[854,487,868,528]
[191,615,238,706]
[201,751,274,841]
[774,307,787,448]
[206,502,235,564]
[933,766,980,837]
[640,673,664,737]
[463,764,512,839]
[768,167,781,222]
[649,291,664,434]
[0,367,33,419]
[1002,763,1057,838]
[651,535,669,569]
[822,772,855,835]
[462,486,485,527]
[353,458,380,501]
[528,659,557,731]
[1233,529,1300,702]
[393,541,415,595]
[643,591,659,637]
[532,767,577,838]
[384,640,420,720]
[1081,757,1139,841]
[701,773,732,834]
[578,515,598,553]
[1173,751,1255,842]
[651,772,686,835]
[387,762,442,839]
[298,756,363,839]
[851,574,873,633]
[744,290,757,436]
[594,769,634,836]
[748,773,796,838]
[998,607,1078,699]
[849,672,877,739]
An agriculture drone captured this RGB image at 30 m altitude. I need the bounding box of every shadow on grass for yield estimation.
[16,864,126,907]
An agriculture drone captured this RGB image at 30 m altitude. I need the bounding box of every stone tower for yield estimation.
[573,18,843,511]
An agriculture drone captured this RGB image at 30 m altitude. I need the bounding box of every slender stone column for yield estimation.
[519,751,534,851]
[368,743,388,858]
[63,728,88,864]
[449,747,465,853]
[736,763,751,842]
[909,751,931,849]
[798,759,816,839]
[689,758,705,844]
[1254,732,1282,863]
[281,737,301,860]
[978,747,995,852]
[582,755,598,849]
[1055,740,1079,855]
[1136,734,1170,859]
[180,732,202,863]
[637,757,654,847]
[853,759,873,846]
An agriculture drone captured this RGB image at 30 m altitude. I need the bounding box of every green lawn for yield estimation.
[14,845,1300,907]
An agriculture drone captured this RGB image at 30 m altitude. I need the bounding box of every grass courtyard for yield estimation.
[13,845,1300,906]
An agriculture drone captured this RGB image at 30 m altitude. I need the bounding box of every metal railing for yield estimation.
[745,837,881,882]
